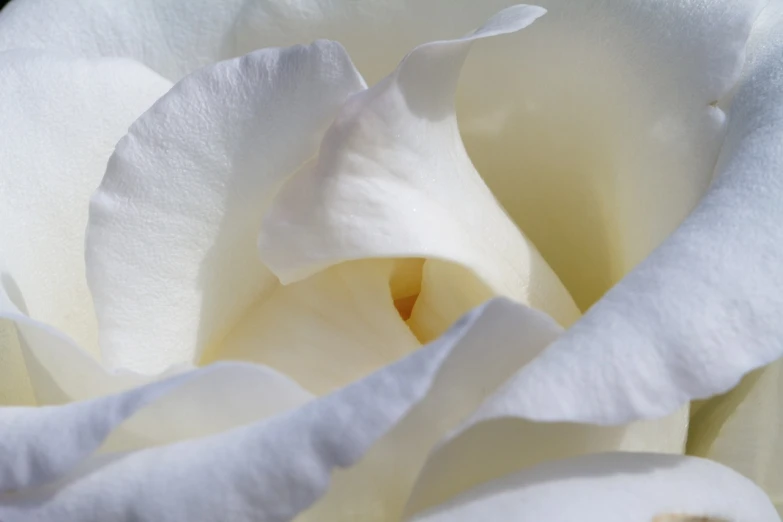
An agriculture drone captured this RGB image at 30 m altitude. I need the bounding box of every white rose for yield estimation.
[0,0,781,521]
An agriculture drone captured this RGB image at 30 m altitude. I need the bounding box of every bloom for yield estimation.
[0,0,782,520]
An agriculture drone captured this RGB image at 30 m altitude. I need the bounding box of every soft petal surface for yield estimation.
[2,297,779,521]
[0,50,172,404]
[689,362,783,515]
[410,453,780,522]
[1,0,765,309]
[0,360,311,495]
[206,260,421,395]
[0,299,555,521]
[686,2,783,515]
[86,40,366,374]
[259,5,582,335]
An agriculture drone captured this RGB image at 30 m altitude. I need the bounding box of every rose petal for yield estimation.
[258,5,582,333]
[86,41,366,374]
[409,453,780,522]
[688,361,783,516]
[452,0,765,308]
[0,358,311,494]
[407,0,783,509]
[206,260,420,395]
[0,299,553,520]
[685,2,783,515]
[3,0,766,311]
[0,0,255,81]
[0,50,171,404]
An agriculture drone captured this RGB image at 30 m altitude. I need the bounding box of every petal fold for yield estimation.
[0,50,171,403]
[259,5,581,329]
[86,41,366,374]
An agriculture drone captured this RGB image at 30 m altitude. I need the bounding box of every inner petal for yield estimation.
[202,260,420,395]
[259,6,582,337]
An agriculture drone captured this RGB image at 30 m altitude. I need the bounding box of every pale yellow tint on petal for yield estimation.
[204,259,421,395]
[0,318,35,405]
[408,256,580,344]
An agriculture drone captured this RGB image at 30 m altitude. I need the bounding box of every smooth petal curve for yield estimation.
[0,299,550,520]
[205,260,421,395]
[259,5,581,332]
[86,41,366,374]
[409,453,780,522]
[0,359,311,494]
[0,50,172,404]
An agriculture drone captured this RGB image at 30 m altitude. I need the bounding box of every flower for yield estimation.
[0,0,782,520]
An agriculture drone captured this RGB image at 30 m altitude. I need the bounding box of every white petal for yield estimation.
[86,41,366,374]
[409,453,780,522]
[689,362,783,515]
[0,299,551,520]
[207,260,420,395]
[0,50,171,404]
[0,0,254,81]
[408,0,783,507]
[4,0,765,311]
[259,5,582,332]
[687,2,783,515]
[0,359,311,493]
[297,299,562,521]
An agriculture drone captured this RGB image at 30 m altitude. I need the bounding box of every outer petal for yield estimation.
[259,5,582,333]
[86,41,366,374]
[0,360,311,494]
[686,2,783,515]
[0,0,252,81]
[0,50,172,403]
[0,299,554,521]
[409,453,780,522]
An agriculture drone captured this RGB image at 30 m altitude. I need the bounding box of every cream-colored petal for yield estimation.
[86,41,365,374]
[0,50,171,356]
[205,260,420,395]
[409,453,780,522]
[689,362,783,515]
[259,5,581,333]
[0,50,171,404]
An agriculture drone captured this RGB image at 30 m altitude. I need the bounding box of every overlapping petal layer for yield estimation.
[259,5,581,335]
[411,453,779,522]
[0,50,172,404]
[86,41,366,374]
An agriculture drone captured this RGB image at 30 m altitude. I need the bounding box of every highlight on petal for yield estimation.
[86,40,366,374]
[259,5,582,340]
[0,49,172,404]
[409,453,780,522]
